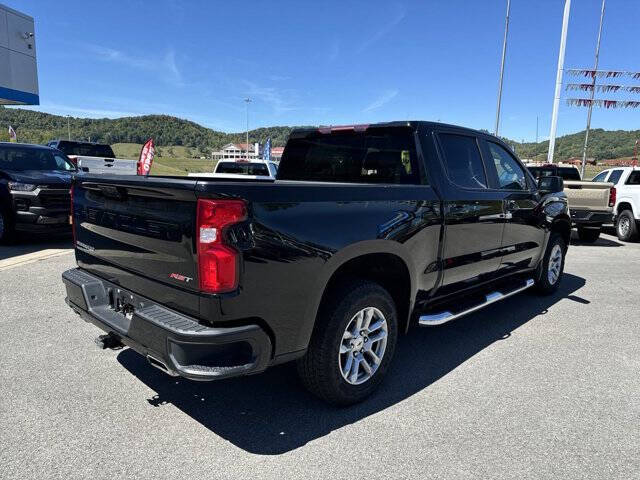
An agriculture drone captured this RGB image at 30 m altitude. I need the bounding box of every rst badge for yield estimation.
[169,273,193,283]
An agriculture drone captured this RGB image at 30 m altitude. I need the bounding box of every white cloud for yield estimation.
[356,5,406,54]
[363,89,399,113]
[82,43,185,87]
[20,103,140,118]
[242,80,298,115]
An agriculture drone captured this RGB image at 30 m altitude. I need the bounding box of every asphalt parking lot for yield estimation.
[1,232,638,480]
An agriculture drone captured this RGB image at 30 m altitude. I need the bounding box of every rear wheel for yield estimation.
[616,210,638,242]
[534,233,566,295]
[297,280,398,405]
[577,226,601,243]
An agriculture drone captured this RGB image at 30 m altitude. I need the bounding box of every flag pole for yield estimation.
[547,0,571,164]
[580,0,606,179]
[494,0,511,136]
[244,98,252,159]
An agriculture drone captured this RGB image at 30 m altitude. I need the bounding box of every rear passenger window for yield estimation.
[438,134,487,189]
[627,171,640,185]
[487,142,528,190]
[608,170,623,185]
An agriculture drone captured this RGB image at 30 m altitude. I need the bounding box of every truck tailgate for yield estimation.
[75,155,138,175]
[564,181,613,210]
[72,176,200,293]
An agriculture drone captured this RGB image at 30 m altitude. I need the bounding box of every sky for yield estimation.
[14,0,640,141]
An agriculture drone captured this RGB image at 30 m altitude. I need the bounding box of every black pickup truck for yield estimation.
[1,143,75,243]
[62,121,570,405]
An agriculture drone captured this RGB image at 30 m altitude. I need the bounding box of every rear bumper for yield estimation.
[61,268,272,381]
[570,209,613,226]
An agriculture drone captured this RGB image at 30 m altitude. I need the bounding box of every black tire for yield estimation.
[0,209,15,245]
[296,279,398,406]
[577,226,601,243]
[534,233,566,295]
[616,210,638,242]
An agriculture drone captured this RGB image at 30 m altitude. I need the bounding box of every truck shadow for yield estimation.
[0,234,72,261]
[117,273,586,455]
[569,230,624,248]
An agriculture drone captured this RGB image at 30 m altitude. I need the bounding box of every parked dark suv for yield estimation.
[0,143,75,242]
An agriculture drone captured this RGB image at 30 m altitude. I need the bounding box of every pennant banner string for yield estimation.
[567,69,640,79]
[565,84,640,93]
[566,98,640,108]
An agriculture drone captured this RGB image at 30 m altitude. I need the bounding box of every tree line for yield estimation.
[1,107,638,162]
[0,108,297,150]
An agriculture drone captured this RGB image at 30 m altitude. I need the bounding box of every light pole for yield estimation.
[580,0,606,179]
[67,115,71,140]
[494,0,511,136]
[547,0,571,164]
[244,98,252,158]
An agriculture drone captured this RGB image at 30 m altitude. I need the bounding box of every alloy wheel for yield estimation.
[547,244,562,285]
[339,307,388,385]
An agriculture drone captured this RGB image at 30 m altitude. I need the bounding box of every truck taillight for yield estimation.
[196,199,247,293]
[609,186,616,207]
[70,185,76,245]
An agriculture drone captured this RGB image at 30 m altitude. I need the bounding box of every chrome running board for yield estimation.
[418,279,535,327]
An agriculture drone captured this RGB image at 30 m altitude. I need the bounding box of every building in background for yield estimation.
[270,146,284,162]
[0,4,39,105]
[212,142,260,161]
[211,142,282,162]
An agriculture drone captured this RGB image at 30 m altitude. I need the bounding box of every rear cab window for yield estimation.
[55,141,115,158]
[528,166,580,181]
[216,162,270,176]
[278,126,422,184]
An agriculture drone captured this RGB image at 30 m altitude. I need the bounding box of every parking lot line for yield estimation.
[0,248,73,271]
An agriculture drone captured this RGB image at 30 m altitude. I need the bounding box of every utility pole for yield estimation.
[67,115,71,140]
[547,0,571,164]
[580,0,606,179]
[244,98,252,159]
[494,0,511,136]
[536,116,539,143]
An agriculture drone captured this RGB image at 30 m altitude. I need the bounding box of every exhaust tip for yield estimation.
[146,355,178,376]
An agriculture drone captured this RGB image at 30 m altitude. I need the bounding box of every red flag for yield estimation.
[137,138,155,176]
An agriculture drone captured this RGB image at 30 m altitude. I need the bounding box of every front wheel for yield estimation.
[297,280,398,405]
[0,209,15,245]
[577,226,601,243]
[534,233,566,295]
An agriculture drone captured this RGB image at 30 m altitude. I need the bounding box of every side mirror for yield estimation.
[538,175,564,194]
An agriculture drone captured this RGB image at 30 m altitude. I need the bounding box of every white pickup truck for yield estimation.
[592,166,640,241]
[47,140,138,175]
[528,164,614,243]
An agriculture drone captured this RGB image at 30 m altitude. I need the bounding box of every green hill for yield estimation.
[1,107,638,163]
[0,107,296,149]
[513,128,640,162]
